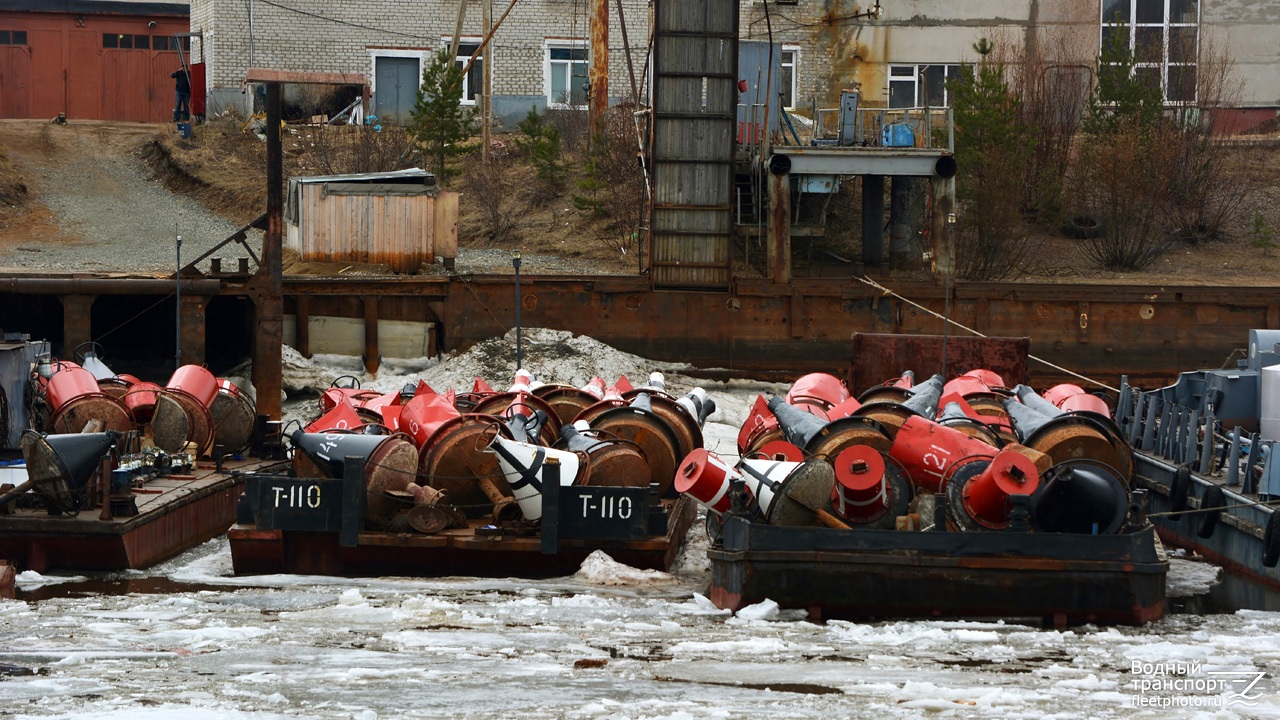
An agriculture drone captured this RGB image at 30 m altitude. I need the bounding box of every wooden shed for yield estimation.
[284,168,458,274]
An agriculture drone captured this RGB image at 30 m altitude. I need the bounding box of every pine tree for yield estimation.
[411,49,476,183]
[948,38,1036,279]
[515,107,565,203]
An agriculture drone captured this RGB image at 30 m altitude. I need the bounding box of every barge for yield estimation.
[0,339,276,573]
[685,335,1168,625]
[229,372,709,578]
[1113,330,1280,609]
[708,516,1166,626]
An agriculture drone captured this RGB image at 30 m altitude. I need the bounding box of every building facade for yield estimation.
[190,0,1279,129]
[0,0,192,123]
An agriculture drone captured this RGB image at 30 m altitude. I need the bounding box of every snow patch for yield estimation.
[573,550,679,587]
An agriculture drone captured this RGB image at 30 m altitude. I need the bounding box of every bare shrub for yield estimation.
[462,151,523,243]
[1010,36,1091,223]
[545,107,591,153]
[571,104,646,253]
[298,125,422,176]
[1075,119,1174,270]
[1162,41,1260,244]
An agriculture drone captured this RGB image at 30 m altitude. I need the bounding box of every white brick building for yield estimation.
[191,0,1279,131]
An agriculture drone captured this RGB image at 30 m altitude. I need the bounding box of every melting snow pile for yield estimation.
[573,550,679,587]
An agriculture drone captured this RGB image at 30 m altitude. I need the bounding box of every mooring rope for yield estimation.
[1146,496,1280,519]
[853,275,1120,393]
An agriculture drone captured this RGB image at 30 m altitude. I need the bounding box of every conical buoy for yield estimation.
[945,448,1040,531]
[487,436,580,522]
[20,430,118,511]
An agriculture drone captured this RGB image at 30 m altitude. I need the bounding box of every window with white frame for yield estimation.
[1100,0,1199,103]
[779,46,799,110]
[887,64,963,109]
[443,37,484,105]
[545,40,588,108]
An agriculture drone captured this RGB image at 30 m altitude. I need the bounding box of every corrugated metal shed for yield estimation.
[648,0,737,289]
[285,168,458,274]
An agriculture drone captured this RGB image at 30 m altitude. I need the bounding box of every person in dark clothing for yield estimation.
[171,68,190,122]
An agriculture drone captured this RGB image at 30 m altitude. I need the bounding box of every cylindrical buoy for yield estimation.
[888,414,998,493]
[831,445,889,523]
[122,381,162,424]
[674,448,739,513]
[961,368,1006,389]
[166,365,219,408]
[45,366,132,434]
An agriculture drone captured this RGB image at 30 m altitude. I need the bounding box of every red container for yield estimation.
[399,389,463,449]
[166,365,219,408]
[45,366,105,413]
[1060,393,1111,416]
[1043,383,1086,408]
[961,369,1006,389]
[785,373,851,412]
[888,414,997,493]
[122,382,163,421]
[216,378,241,397]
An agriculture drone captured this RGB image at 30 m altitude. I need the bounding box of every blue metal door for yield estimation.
[374,56,420,124]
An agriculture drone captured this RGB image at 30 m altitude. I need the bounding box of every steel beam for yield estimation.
[179,294,206,367]
[776,148,950,177]
[251,81,284,421]
[768,171,791,284]
[61,295,94,356]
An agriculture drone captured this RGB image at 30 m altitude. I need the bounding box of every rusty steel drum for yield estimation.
[803,415,893,461]
[1022,414,1134,487]
[572,397,630,427]
[588,405,682,497]
[45,366,132,434]
[210,379,256,454]
[418,414,513,517]
[362,434,421,526]
[640,393,704,461]
[560,428,652,489]
[96,376,134,400]
[534,384,606,427]
[471,391,562,446]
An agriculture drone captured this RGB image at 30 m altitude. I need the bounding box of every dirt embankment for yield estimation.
[2,116,1278,284]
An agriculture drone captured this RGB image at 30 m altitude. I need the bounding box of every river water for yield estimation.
[3,532,1280,720]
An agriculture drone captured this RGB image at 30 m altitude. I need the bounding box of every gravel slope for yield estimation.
[0,121,255,275]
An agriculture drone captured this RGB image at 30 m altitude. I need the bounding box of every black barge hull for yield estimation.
[708,517,1167,626]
